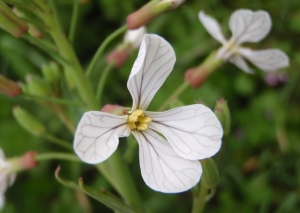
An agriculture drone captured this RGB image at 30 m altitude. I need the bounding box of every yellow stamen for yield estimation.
[131,109,143,116]
[137,123,148,130]
[128,122,136,129]
[140,117,152,124]
[128,115,138,122]
[127,109,151,131]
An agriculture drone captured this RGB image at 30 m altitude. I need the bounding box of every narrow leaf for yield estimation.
[55,166,136,213]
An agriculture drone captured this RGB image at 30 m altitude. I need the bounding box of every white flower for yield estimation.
[74,34,223,193]
[0,148,16,210]
[123,26,146,49]
[199,9,289,73]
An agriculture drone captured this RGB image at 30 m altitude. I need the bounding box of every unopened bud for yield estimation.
[23,75,52,96]
[9,151,38,173]
[200,158,219,188]
[101,104,127,116]
[184,51,223,88]
[42,62,62,83]
[124,26,146,49]
[0,74,22,97]
[214,98,230,136]
[127,0,186,29]
[13,106,46,137]
[107,27,146,67]
[0,2,28,37]
[12,7,43,38]
[107,44,131,67]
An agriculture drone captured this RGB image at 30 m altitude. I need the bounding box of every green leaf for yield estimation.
[55,166,136,213]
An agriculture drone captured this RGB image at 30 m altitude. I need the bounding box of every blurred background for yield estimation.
[0,0,299,212]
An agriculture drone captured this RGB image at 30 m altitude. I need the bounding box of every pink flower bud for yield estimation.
[0,75,22,97]
[127,0,186,29]
[184,67,209,88]
[107,48,131,67]
[17,151,39,170]
[101,104,127,116]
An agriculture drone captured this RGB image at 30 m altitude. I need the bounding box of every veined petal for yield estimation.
[229,9,271,45]
[127,34,176,111]
[239,48,289,72]
[147,105,223,160]
[74,112,130,164]
[229,55,253,73]
[132,129,202,193]
[199,11,226,44]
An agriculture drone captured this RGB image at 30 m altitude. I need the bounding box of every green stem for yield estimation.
[158,51,223,112]
[42,134,73,150]
[191,180,208,213]
[22,94,83,107]
[106,150,145,212]
[158,81,189,111]
[96,61,115,104]
[86,25,127,78]
[35,152,81,162]
[40,1,98,110]
[68,0,79,43]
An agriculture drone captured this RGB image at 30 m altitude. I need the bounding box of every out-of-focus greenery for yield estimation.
[0,0,299,212]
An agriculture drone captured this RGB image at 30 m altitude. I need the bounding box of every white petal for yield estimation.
[123,26,146,49]
[239,48,289,72]
[74,112,130,164]
[132,129,201,193]
[127,34,176,111]
[0,194,5,210]
[229,9,271,45]
[198,11,226,44]
[229,55,253,73]
[147,104,223,160]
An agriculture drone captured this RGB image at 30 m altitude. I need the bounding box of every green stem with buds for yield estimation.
[86,25,127,77]
[39,0,98,110]
[35,152,81,162]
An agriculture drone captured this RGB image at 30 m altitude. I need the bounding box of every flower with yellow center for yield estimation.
[74,34,223,193]
[199,9,289,73]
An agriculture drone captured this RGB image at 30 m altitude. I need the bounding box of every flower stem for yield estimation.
[96,61,115,104]
[35,152,81,162]
[158,81,190,111]
[42,134,73,150]
[191,180,208,213]
[40,1,98,110]
[86,25,127,78]
[22,94,83,107]
[106,150,145,212]
[68,0,79,43]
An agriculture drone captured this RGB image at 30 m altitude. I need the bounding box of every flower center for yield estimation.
[127,109,152,131]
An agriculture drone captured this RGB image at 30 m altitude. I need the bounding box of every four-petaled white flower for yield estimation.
[74,34,223,193]
[0,148,16,210]
[199,9,289,73]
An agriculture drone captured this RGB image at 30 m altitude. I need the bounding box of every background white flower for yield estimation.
[199,9,289,73]
[0,148,16,210]
[74,34,223,193]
